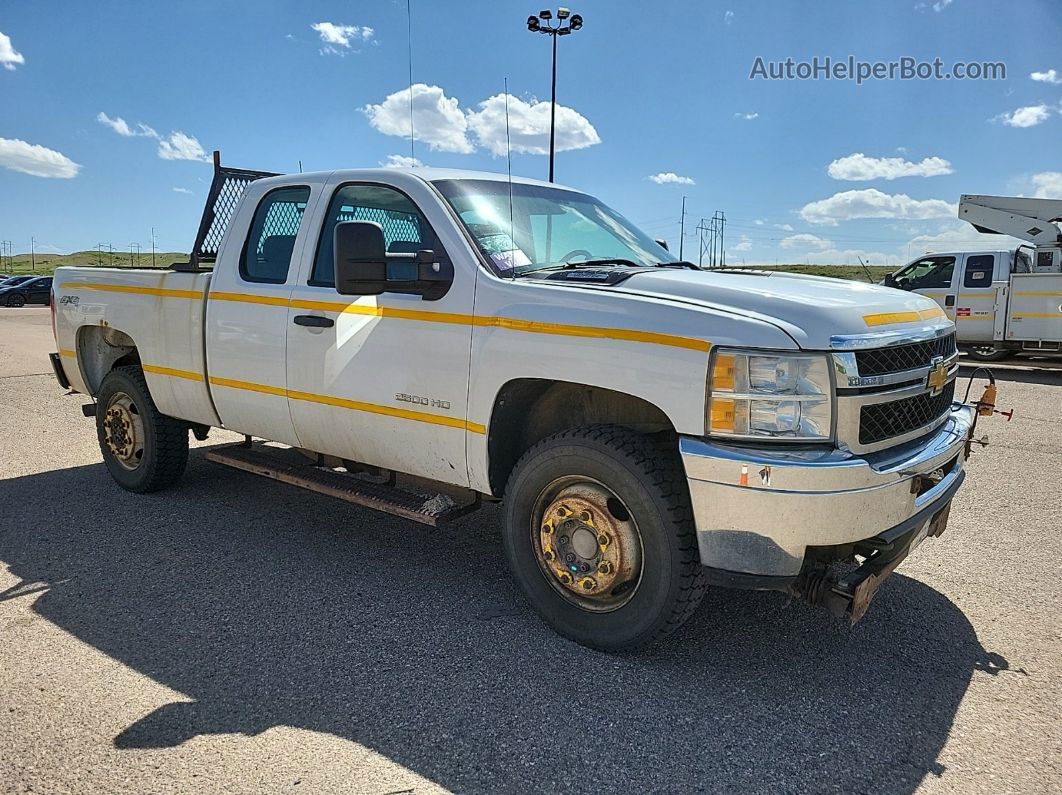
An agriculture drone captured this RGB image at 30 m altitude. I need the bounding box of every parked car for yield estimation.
[50,153,991,651]
[0,276,53,307]
[0,274,40,288]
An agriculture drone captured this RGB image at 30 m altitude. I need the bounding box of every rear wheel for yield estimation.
[7,293,25,307]
[96,365,188,492]
[965,345,1010,362]
[503,425,706,651]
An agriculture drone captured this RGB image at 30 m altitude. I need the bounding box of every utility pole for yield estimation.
[30,237,36,270]
[678,196,687,261]
[151,227,157,268]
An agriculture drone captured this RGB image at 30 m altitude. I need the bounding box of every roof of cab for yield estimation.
[260,167,574,192]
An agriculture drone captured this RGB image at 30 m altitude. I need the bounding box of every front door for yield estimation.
[953,253,999,342]
[894,255,957,320]
[285,179,475,487]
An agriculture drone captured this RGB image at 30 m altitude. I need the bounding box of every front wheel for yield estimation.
[96,365,188,492]
[503,425,706,651]
[965,345,1010,362]
[7,294,25,307]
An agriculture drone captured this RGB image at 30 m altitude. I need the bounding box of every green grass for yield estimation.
[1,250,190,276]
[1,253,892,283]
[734,264,894,282]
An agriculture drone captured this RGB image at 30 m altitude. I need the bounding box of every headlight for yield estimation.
[707,349,833,441]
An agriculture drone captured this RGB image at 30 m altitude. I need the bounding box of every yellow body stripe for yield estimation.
[143,364,205,382]
[58,282,710,352]
[862,306,945,327]
[59,349,76,358]
[1011,312,1062,318]
[205,374,485,433]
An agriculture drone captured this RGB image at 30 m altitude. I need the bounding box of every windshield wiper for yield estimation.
[656,260,700,270]
[562,258,641,269]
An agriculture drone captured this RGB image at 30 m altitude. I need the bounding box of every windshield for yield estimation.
[433,179,676,274]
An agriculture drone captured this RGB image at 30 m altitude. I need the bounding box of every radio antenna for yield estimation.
[505,78,516,280]
[406,0,415,162]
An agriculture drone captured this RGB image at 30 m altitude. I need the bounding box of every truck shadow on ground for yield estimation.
[0,450,1011,794]
[959,361,1062,387]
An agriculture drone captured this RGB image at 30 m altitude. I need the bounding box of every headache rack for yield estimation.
[173,150,280,272]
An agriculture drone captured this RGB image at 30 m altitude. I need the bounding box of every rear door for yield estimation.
[205,182,317,445]
[25,277,52,304]
[953,253,999,342]
[284,177,476,486]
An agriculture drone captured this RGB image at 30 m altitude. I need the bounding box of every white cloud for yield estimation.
[799,188,956,225]
[0,137,80,178]
[0,32,24,71]
[993,103,1052,128]
[932,0,953,10]
[157,131,210,162]
[363,84,473,153]
[467,93,601,156]
[1030,69,1062,85]
[172,186,193,194]
[311,22,374,55]
[904,222,1021,256]
[381,154,424,168]
[776,223,795,231]
[780,233,832,250]
[723,10,734,24]
[97,112,158,138]
[1031,171,1062,199]
[648,172,695,185]
[734,111,759,120]
[827,152,953,180]
[733,234,752,251]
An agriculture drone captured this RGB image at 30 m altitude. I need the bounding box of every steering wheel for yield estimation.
[561,249,593,263]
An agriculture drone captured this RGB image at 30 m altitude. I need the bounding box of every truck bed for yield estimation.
[53,266,219,427]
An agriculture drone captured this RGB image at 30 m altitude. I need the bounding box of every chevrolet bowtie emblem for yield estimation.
[927,359,949,396]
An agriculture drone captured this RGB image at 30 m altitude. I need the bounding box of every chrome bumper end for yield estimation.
[680,405,975,579]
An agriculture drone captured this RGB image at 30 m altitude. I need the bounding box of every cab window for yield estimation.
[240,186,311,284]
[963,255,994,288]
[311,183,441,287]
[894,256,955,290]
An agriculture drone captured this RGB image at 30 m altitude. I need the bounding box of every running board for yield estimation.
[206,443,480,527]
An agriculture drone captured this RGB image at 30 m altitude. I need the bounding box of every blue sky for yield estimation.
[1,0,1060,265]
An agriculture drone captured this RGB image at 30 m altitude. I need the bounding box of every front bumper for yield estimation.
[680,404,974,580]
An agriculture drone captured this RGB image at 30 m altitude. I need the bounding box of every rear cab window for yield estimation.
[963,255,995,288]
[240,186,311,284]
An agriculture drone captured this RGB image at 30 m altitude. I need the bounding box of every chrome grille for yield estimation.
[855,332,957,376]
[859,381,955,446]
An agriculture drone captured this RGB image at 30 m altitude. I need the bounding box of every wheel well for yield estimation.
[486,379,675,496]
[76,326,140,395]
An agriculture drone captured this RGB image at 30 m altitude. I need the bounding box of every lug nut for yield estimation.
[579,577,596,591]
[597,561,612,575]
[597,534,610,547]
[543,549,555,561]
[580,510,592,522]
[542,523,553,534]
[559,572,573,584]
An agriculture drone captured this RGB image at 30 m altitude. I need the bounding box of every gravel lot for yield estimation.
[1,305,1059,794]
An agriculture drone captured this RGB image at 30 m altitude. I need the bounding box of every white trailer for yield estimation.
[885,194,1062,360]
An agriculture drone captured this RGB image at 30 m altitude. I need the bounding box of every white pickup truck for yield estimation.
[49,153,987,650]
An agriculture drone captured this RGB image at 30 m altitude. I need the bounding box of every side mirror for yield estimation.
[334,220,453,300]
[883,273,897,287]
[655,238,670,251]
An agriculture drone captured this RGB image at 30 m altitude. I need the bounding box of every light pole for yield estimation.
[526,8,583,183]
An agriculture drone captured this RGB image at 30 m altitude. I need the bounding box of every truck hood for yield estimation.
[610,269,951,349]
